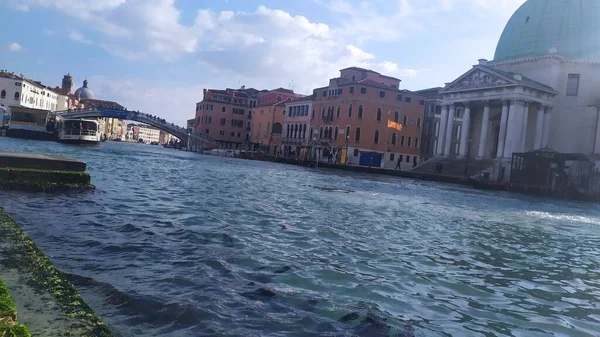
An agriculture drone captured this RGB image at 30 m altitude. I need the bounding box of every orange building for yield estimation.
[311,67,426,169]
[250,88,302,154]
[194,87,259,149]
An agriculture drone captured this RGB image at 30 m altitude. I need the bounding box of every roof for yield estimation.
[514,147,591,161]
[285,95,313,104]
[488,66,556,92]
[494,0,600,62]
[81,98,124,110]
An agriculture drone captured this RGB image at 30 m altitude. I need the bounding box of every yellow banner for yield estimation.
[387,120,403,131]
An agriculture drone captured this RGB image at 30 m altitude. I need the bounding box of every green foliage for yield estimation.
[0,209,112,337]
[0,279,16,320]
[0,168,92,191]
[0,323,32,337]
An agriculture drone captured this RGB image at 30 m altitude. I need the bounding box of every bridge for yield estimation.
[55,107,213,147]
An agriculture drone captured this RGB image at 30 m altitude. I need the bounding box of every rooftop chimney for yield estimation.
[478,59,488,66]
[513,74,523,81]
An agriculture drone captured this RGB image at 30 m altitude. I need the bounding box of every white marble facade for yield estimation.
[436,61,556,161]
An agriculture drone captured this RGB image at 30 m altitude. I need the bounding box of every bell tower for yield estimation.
[62,73,73,93]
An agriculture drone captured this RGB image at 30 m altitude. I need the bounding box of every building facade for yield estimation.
[0,71,59,112]
[436,0,600,180]
[137,124,161,143]
[194,87,259,149]
[282,96,313,156]
[413,87,443,160]
[250,101,288,154]
[311,67,426,169]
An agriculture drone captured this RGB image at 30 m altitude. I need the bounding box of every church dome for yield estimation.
[74,79,95,99]
[494,0,600,62]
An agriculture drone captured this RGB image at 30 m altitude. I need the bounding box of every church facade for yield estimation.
[433,0,600,179]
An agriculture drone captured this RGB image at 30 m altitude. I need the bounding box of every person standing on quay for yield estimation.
[395,157,402,170]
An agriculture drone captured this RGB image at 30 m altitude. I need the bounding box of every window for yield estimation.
[353,149,359,156]
[219,130,224,136]
[349,87,354,94]
[352,75,356,81]
[415,138,419,148]
[405,97,411,103]
[288,107,292,117]
[0,90,5,99]
[237,133,241,138]
[390,153,395,161]
[312,110,315,119]
[408,137,412,147]
[310,127,313,138]
[396,94,402,101]
[358,105,363,119]
[399,155,403,163]
[346,126,350,139]
[394,111,399,123]
[338,89,343,95]
[401,136,405,146]
[348,104,353,117]
[336,105,340,118]
[322,108,325,119]
[277,96,282,102]
[231,132,235,137]
[376,108,382,121]
[403,115,408,126]
[355,127,361,142]
[360,87,367,94]
[303,124,307,138]
[14,92,19,100]
[406,156,410,163]
[391,133,397,146]
[319,127,323,138]
[222,106,226,112]
[417,117,421,128]
[374,130,380,144]
[379,91,385,98]
[566,74,580,96]
[334,126,338,140]
[419,100,425,106]
[323,90,327,97]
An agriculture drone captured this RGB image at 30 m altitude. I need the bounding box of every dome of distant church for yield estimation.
[74,79,95,99]
[494,0,600,62]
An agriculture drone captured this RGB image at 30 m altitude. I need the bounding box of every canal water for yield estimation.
[1,137,599,337]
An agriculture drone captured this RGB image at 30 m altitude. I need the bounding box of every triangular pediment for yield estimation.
[441,65,518,93]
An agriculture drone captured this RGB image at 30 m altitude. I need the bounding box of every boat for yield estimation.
[57,118,101,145]
[150,141,159,145]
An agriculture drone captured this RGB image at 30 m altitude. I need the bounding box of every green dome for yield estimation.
[494,0,600,62]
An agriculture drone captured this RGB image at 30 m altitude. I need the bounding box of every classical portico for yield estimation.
[436,62,556,161]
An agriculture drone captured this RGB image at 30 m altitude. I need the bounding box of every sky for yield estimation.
[0,0,525,126]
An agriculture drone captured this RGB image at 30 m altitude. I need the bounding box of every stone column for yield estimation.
[443,104,455,156]
[436,104,449,155]
[533,104,545,150]
[458,103,471,158]
[519,101,530,152]
[496,100,510,158]
[542,106,552,148]
[503,99,522,159]
[477,102,490,158]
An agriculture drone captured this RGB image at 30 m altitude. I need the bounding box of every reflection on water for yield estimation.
[1,137,600,336]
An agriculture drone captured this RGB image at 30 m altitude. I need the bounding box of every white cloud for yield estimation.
[68,30,93,44]
[14,3,28,11]
[7,42,22,52]
[43,28,54,36]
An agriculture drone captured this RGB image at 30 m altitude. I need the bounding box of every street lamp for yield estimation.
[464,136,472,179]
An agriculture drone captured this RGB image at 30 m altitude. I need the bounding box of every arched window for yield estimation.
[391,133,397,146]
[14,92,20,100]
[394,111,399,123]
[0,90,5,99]
[402,115,407,126]
[376,108,382,121]
[287,125,290,138]
[374,130,380,144]
[334,126,339,140]
[408,137,412,147]
[355,127,361,142]
[336,105,341,118]
[417,117,421,128]
[346,126,351,139]
[352,75,356,81]
[322,108,325,119]
[348,104,353,117]
[358,105,363,119]
[310,127,313,139]
[319,127,323,138]
[302,124,307,138]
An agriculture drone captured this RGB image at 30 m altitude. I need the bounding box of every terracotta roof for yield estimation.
[81,98,124,110]
[286,95,313,104]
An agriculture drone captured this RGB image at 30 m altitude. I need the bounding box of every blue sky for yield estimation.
[0,0,525,125]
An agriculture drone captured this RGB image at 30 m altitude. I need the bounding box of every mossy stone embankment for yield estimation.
[0,167,93,191]
[0,209,113,336]
[0,278,31,337]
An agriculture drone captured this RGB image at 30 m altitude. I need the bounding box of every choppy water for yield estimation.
[1,137,600,337]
